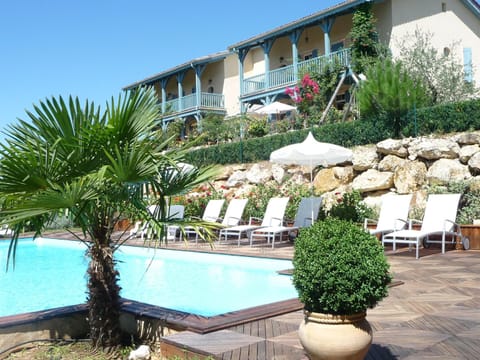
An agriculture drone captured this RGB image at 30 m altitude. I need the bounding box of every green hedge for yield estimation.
[186,120,393,167]
[185,98,480,167]
[402,98,480,137]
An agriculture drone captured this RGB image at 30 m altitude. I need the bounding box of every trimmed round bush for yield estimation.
[292,218,391,315]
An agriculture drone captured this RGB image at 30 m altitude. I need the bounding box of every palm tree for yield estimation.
[0,88,219,349]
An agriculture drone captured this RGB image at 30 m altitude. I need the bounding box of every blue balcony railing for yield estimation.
[162,92,225,115]
[242,48,351,96]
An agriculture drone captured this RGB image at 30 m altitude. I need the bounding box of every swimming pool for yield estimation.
[0,238,297,318]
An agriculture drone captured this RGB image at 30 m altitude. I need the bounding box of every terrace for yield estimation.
[161,92,226,123]
[1,235,479,359]
[127,238,480,360]
[241,48,351,100]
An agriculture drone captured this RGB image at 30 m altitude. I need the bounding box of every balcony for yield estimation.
[162,92,225,116]
[242,48,351,98]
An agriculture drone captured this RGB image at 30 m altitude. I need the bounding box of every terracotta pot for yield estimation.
[298,311,372,360]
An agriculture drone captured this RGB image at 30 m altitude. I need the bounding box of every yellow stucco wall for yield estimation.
[223,53,240,115]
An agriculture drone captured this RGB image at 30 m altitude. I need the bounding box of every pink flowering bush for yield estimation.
[285,74,321,122]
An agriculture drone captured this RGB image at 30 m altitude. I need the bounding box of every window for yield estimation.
[464,47,473,83]
[442,2,447,12]
[331,42,344,53]
[443,47,451,56]
[207,86,214,93]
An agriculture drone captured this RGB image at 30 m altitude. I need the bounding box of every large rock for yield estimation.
[218,164,247,180]
[313,166,354,193]
[427,159,471,185]
[410,190,429,216]
[459,144,480,164]
[408,138,460,160]
[376,138,408,157]
[394,161,427,194]
[378,155,407,172]
[455,132,480,145]
[352,169,394,193]
[226,170,247,187]
[271,164,285,184]
[352,145,379,171]
[245,163,272,184]
[468,152,480,175]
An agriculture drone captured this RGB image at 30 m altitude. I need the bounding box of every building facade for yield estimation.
[124,0,480,132]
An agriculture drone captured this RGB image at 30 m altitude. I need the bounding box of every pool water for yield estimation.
[0,238,297,317]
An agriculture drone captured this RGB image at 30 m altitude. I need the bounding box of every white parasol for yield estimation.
[270,131,352,222]
[254,101,296,115]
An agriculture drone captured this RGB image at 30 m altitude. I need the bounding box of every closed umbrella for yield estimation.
[270,131,353,222]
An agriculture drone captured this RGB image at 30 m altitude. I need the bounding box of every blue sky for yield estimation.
[0,0,339,136]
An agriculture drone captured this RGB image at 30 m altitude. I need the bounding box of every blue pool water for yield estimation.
[0,238,297,317]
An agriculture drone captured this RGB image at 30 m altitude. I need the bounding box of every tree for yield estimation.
[0,88,219,350]
[348,2,382,74]
[357,58,430,137]
[396,28,479,104]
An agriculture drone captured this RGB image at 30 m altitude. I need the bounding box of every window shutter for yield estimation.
[464,47,473,82]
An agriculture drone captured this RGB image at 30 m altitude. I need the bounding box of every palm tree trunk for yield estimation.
[87,243,122,349]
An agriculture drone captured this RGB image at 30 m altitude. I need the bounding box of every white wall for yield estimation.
[388,0,480,85]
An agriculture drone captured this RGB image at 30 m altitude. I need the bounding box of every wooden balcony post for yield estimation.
[192,64,206,108]
[176,72,186,111]
[160,78,168,114]
[289,29,303,82]
[320,17,335,55]
[262,39,275,91]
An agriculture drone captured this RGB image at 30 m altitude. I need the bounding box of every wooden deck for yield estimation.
[156,240,480,360]
[38,233,480,359]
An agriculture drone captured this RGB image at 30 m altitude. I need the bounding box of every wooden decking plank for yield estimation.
[152,240,480,360]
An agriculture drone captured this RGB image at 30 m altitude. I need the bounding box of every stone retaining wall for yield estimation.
[210,131,480,213]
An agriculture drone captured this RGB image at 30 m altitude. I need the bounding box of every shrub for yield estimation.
[242,181,313,222]
[429,181,480,224]
[293,218,391,314]
[320,190,374,223]
[247,117,268,137]
[173,185,224,219]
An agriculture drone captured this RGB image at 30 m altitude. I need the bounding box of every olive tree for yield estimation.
[396,28,478,104]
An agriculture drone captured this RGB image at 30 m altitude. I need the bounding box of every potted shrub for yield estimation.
[292,218,391,360]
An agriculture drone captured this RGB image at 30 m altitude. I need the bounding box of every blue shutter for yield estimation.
[464,47,473,83]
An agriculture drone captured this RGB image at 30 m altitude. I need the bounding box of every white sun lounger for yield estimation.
[382,194,462,259]
[219,197,289,246]
[364,194,412,237]
[249,196,322,248]
[184,199,225,242]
